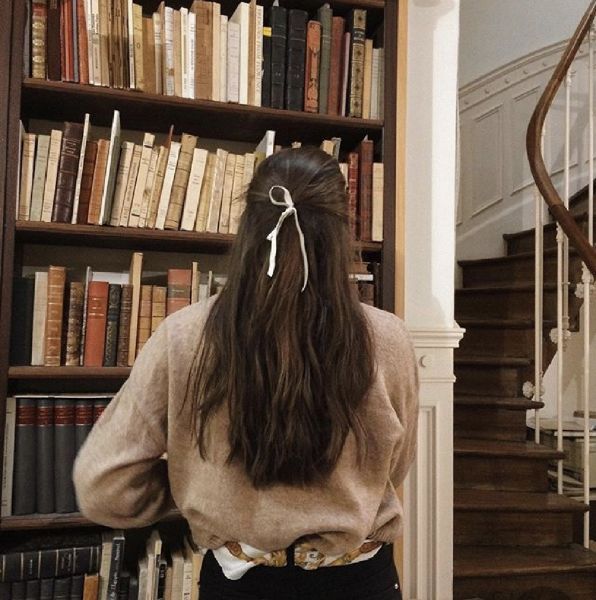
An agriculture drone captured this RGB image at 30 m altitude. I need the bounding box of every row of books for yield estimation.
[27,1,384,119]
[10,256,224,369]
[2,395,112,517]
[17,112,384,241]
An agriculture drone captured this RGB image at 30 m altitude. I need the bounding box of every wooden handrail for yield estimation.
[527,0,596,275]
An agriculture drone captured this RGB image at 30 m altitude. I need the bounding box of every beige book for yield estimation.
[173,9,182,96]
[291,141,302,149]
[133,3,144,90]
[372,162,384,242]
[153,11,163,95]
[139,147,160,227]
[18,133,37,221]
[147,146,169,229]
[29,134,50,222]
[41,130,63,223]
[242,152,255,190]
[180,8,188,98]
[339,162,348,185]
[187,10,196,99]
[155,141,181,230]
[228,153,245,234]
[70,113,91,224]
[191,262,200,303]
[88,0,100,85]
[109,141,135,226]
[320,140,335,156]
[98,109,122,225]
[118,144,142,226]
[161,3,176,96]
[128,133,155,227]
[362,39,373,120]
[253,4,263,106]
[99,0,110,86]
[206,148,229,233]
[128,251,144,366]
[136,284,153,353]
[126,0,136,88]
[226,20,240,103]
[229,2,249,104]
[164,134,198,230]
[218,153,236,233]
[151,286,167,333]
[248,0,256,106]
[219,15,228,102]
[31,271,48,366]
[143,16,156,94]
[195,152,216,232]
[181,148,208,231]
[211,2,221,101]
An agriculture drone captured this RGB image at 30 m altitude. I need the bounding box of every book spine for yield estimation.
[98,110,122,225]
[128,134,155,227]
[77,0,89,84]
[127,252,143,366]
[328,17,345,116]
[347,152,359,239]
[83,280,109,367]
[269,6,286,110]
[47,0,61,80]
[54,398,76,513]
[93,398,109,422]
[12,397,36,515]
[18,133,36,222]
[70,114,90,224]
[173,8,182,97]
[31,271,48,366]
[136,285,152,355]
[358,139,374,241]
[53,578,71,600]
[217,153,236,234]
[31,0,48,79]
[76,140,98,224]
[372,162,384,242]
[65,281,85,365]
[53,122,84,223]
[9,278,35,366]
[164,134,197,230]
[142,16,156,94]
[205,149,228,233]
[72,0,79,82]
[109,142,134,227]
[180,148,207,231]
[25,580,40,600]
[61,0,71,81]
[36,397,55,513]
[70,574,84,600]
[318,4,332,115]
[150,286,166,333]
[219,14,227,102]
[86,138,109,225]
[187,11,195,99]
[153,11,163,95]
[98,0,109,85]
[228,153,245,234]
[226,20,240,103]
[1,397,16,518]
[133,3,144,91]
[44,265,66,366]
[362,38,373,119]
[29,134,50,222]
[40,578,53,600]
[107,536,125,600]
[139,147,159,227]
[340,31,350,117]
[118,143,142,227]
[285,10,307,112]
[194,1,212,100]
[146,146,168,229]
[253,5,263,107]
[180,8,188,98]
[75,398,94,454]
[348,9,367,118]
[304,21,321,113]
[163,7,175,96]
[166,269,191,315]
[211,3,220,101]
[103,284,121,366]
[261,26,271,108]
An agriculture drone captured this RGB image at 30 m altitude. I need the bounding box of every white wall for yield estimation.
[459,0,588,86]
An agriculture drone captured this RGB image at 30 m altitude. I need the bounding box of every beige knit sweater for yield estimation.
[73,298,419,555]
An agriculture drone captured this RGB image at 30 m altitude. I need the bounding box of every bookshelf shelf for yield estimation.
[21,80,384,147]
[15,221,383,254]
[8,366,132,380]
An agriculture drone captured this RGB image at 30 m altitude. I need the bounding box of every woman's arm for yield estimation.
[73,321,174,528]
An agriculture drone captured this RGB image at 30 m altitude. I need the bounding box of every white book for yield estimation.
[372,162,384,242]
[16,122,24,219]
[153,12,163,95]
[90,0,102,85]
[206,149,229,233]
[253,5,263,107]
[71,113,91,223]
[254,130,275,167]
[18,133,37,221]
[155,141,181,230]
[211,2,221,102]
[219,15,228,103]
[139,147,160,227]
[230,2,249,105]
[228,153,245,234]
[378,48,384,119]
[341,32,350,117]
[128,133,155,227]
[31,271,48,366]
[339,162,348,185]
[127,0,136,88]
[370,48,380,120]
[145,530,163,600]
[1,397,16,517]
[78,266,93,366]
[29,134,50,222]
[227,21,240,104]
[118,144,142,226]
[170,548,186,600]
[164,7,175,96]
[218,153,236,233]
[181,553,194,600]
[188,11,196,99]
[98,532,114,600]
[98,110,122,225]
[41,130,63,223]
[109,141,135,226]
[180,7,188,98]
[83,0,94,85]
[181,148,208,231]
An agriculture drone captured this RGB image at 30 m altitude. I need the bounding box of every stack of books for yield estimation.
[9,254,225,369]
[2,395,112,517]
[27,1,384,119]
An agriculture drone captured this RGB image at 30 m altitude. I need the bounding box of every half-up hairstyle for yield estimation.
[187,147,375,487]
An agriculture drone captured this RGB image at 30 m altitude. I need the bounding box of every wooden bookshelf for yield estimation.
[0,0,403,534]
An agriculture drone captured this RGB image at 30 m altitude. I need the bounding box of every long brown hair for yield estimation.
[188,147,374,487]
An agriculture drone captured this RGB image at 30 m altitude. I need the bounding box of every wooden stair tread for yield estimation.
[455,356,531,367]
[457,317,538,329]
[459,246,571,267]
[456,283,560,294]
[503,211,590,241]
[454,489,588,513]
[454,544,596,578]
[454,396,544,410]
[455,438,565,459]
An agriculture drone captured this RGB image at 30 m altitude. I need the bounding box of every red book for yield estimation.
[167,269,192,316]
[328,17,345,116]
[83,280,109,367]
[304,21,321,113]
[347,152,359,239]
[77,0,89,84]
[358,138,374,241]
[47,0,61,80]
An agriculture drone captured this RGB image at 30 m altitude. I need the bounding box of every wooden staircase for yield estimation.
[453,187,596,599]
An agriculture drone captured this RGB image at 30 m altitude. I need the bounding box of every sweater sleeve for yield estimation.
[73,320,174,528]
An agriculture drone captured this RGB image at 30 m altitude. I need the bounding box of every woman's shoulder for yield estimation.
[360,304,415,360]
[161,295,218,348]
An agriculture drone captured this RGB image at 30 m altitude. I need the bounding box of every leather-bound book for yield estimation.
[93,398,109,423]
[76,140,98,225]
[269,5,286,110]
[164,133,198,230]
[36,397,55,514]
[25,580,40,600]
[75,398,94,454]
[53,122,84,223]
[12,397,36,515]
[348,9,367,118]
[70,576,84,600]
[83,280,109,367]
[54,397,76,513]
[261,26,272,108]
[53,578,71,600]
[65,281,84,366]
[166,269,191,315]
[43,265,66,367]
[77,0,89,84]
[9,277,35,366]
[327,17,346,116]
[358,137,374,240]
[86,139,109,225]
[347,152,359,239]
[116,284,133,367]
[317,4,333,115]
[136,285,153,354]
[47,0,61,80]
[285,10,307,111]
[193,1,213,100]
[151,286,166,333]
[40,579,53,600]
[304,21,321,113]
[103,284,121,367]
[31,0,48,79]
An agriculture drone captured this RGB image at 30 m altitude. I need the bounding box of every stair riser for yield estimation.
[454,571,596,600]
[455,456,550,492]
[454,365,531,397]
[459,327,535,359]
[462,255,582,288]
[506,218,590,255]
[454,511,575,546]
[454,407,527,442]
